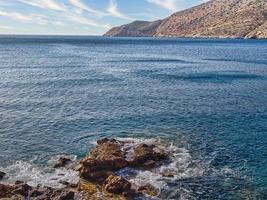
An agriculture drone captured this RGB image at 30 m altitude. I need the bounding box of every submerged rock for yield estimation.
[0,171,6,180]
[138,184,159,197]
[53,157,72,168]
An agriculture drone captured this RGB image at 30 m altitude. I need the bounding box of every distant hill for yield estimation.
[104,0,267,39]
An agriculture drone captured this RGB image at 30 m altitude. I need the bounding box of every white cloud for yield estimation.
[64,11,99,26]
[17,0,66,11]
[1,0,131,31]
[0,10,66,27]
[0,10,33,21]
[107,0,132,20]
[16,0,103,27]
[69,0,104,17]
[147,0,178,12]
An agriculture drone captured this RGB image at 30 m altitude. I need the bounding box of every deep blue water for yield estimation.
[0,36,266,199]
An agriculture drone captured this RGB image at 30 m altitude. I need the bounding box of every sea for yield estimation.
[0,36,266,199]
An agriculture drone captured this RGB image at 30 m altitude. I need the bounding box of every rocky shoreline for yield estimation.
[0,138,173,200]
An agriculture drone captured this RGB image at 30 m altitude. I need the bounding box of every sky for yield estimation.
[0,0,207,35]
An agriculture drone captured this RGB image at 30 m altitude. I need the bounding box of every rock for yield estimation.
[143,160,156,169]
[29,186,75,200]
[0,184,13,198]
[53,190,75,200]
[104,175,131,194]
[97,138,116,145]
[138,184,158,197]
[53,157,72,168]
[130,144,168,167]
[0,171,6,180]
[14,181,24,185]
[4,194,25,200]
[79,139,128,182]
[12,183,32,196]
[58,180,77,188]
[162,170,174,178]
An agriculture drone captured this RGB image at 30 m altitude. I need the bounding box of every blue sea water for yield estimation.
[0,36,266,199]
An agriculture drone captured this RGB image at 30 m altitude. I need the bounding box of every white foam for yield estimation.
[115,137,206,199]
[0,156,79,188]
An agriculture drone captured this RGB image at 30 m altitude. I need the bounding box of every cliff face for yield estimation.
[104,0,267,39]
[105,20,162,37]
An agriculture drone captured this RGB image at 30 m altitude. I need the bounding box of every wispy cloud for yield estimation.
[0,0,133,34]
[0,10,65,26]
[17,0,66,11]
[16,0,103,27]
[0,10,33,21]
[69,0,104,17]
[147,0,178,12]
[107,0,132,20]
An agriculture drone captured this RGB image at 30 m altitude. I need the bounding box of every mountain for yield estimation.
[104,0,267,39]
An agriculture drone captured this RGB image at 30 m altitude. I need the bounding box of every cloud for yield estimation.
[69,0,104,17]
[147,0,178,11]
[2,0,131,31]
[16,0,103,27]
[107,0,132,20]
[0,10,33,21]
[0,10,66,26]
[17,0,66,11]
[64,11,99,27]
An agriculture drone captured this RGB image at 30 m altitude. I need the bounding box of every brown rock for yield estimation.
[104,175,131,194]
[130,144,168,167]
[162,172,174,178]
[97,138,116,145]
[53,157,72,168]
[79,139,128,182]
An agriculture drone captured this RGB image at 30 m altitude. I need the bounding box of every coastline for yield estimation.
[0,138,192,199]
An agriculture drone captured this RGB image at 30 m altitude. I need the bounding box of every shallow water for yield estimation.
[0,36,266,199]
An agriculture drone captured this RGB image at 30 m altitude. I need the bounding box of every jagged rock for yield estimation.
[0,171,6,180]
[12,183,32,197]
[29,186,75,200]
[130,144,168,167]
[104,175,131,194]
[80,139,128,182]
[53,157,72,168]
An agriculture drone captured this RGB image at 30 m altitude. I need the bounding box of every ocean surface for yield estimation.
[0,36,266,199]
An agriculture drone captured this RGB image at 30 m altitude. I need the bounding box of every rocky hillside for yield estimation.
[104,0,267,39]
